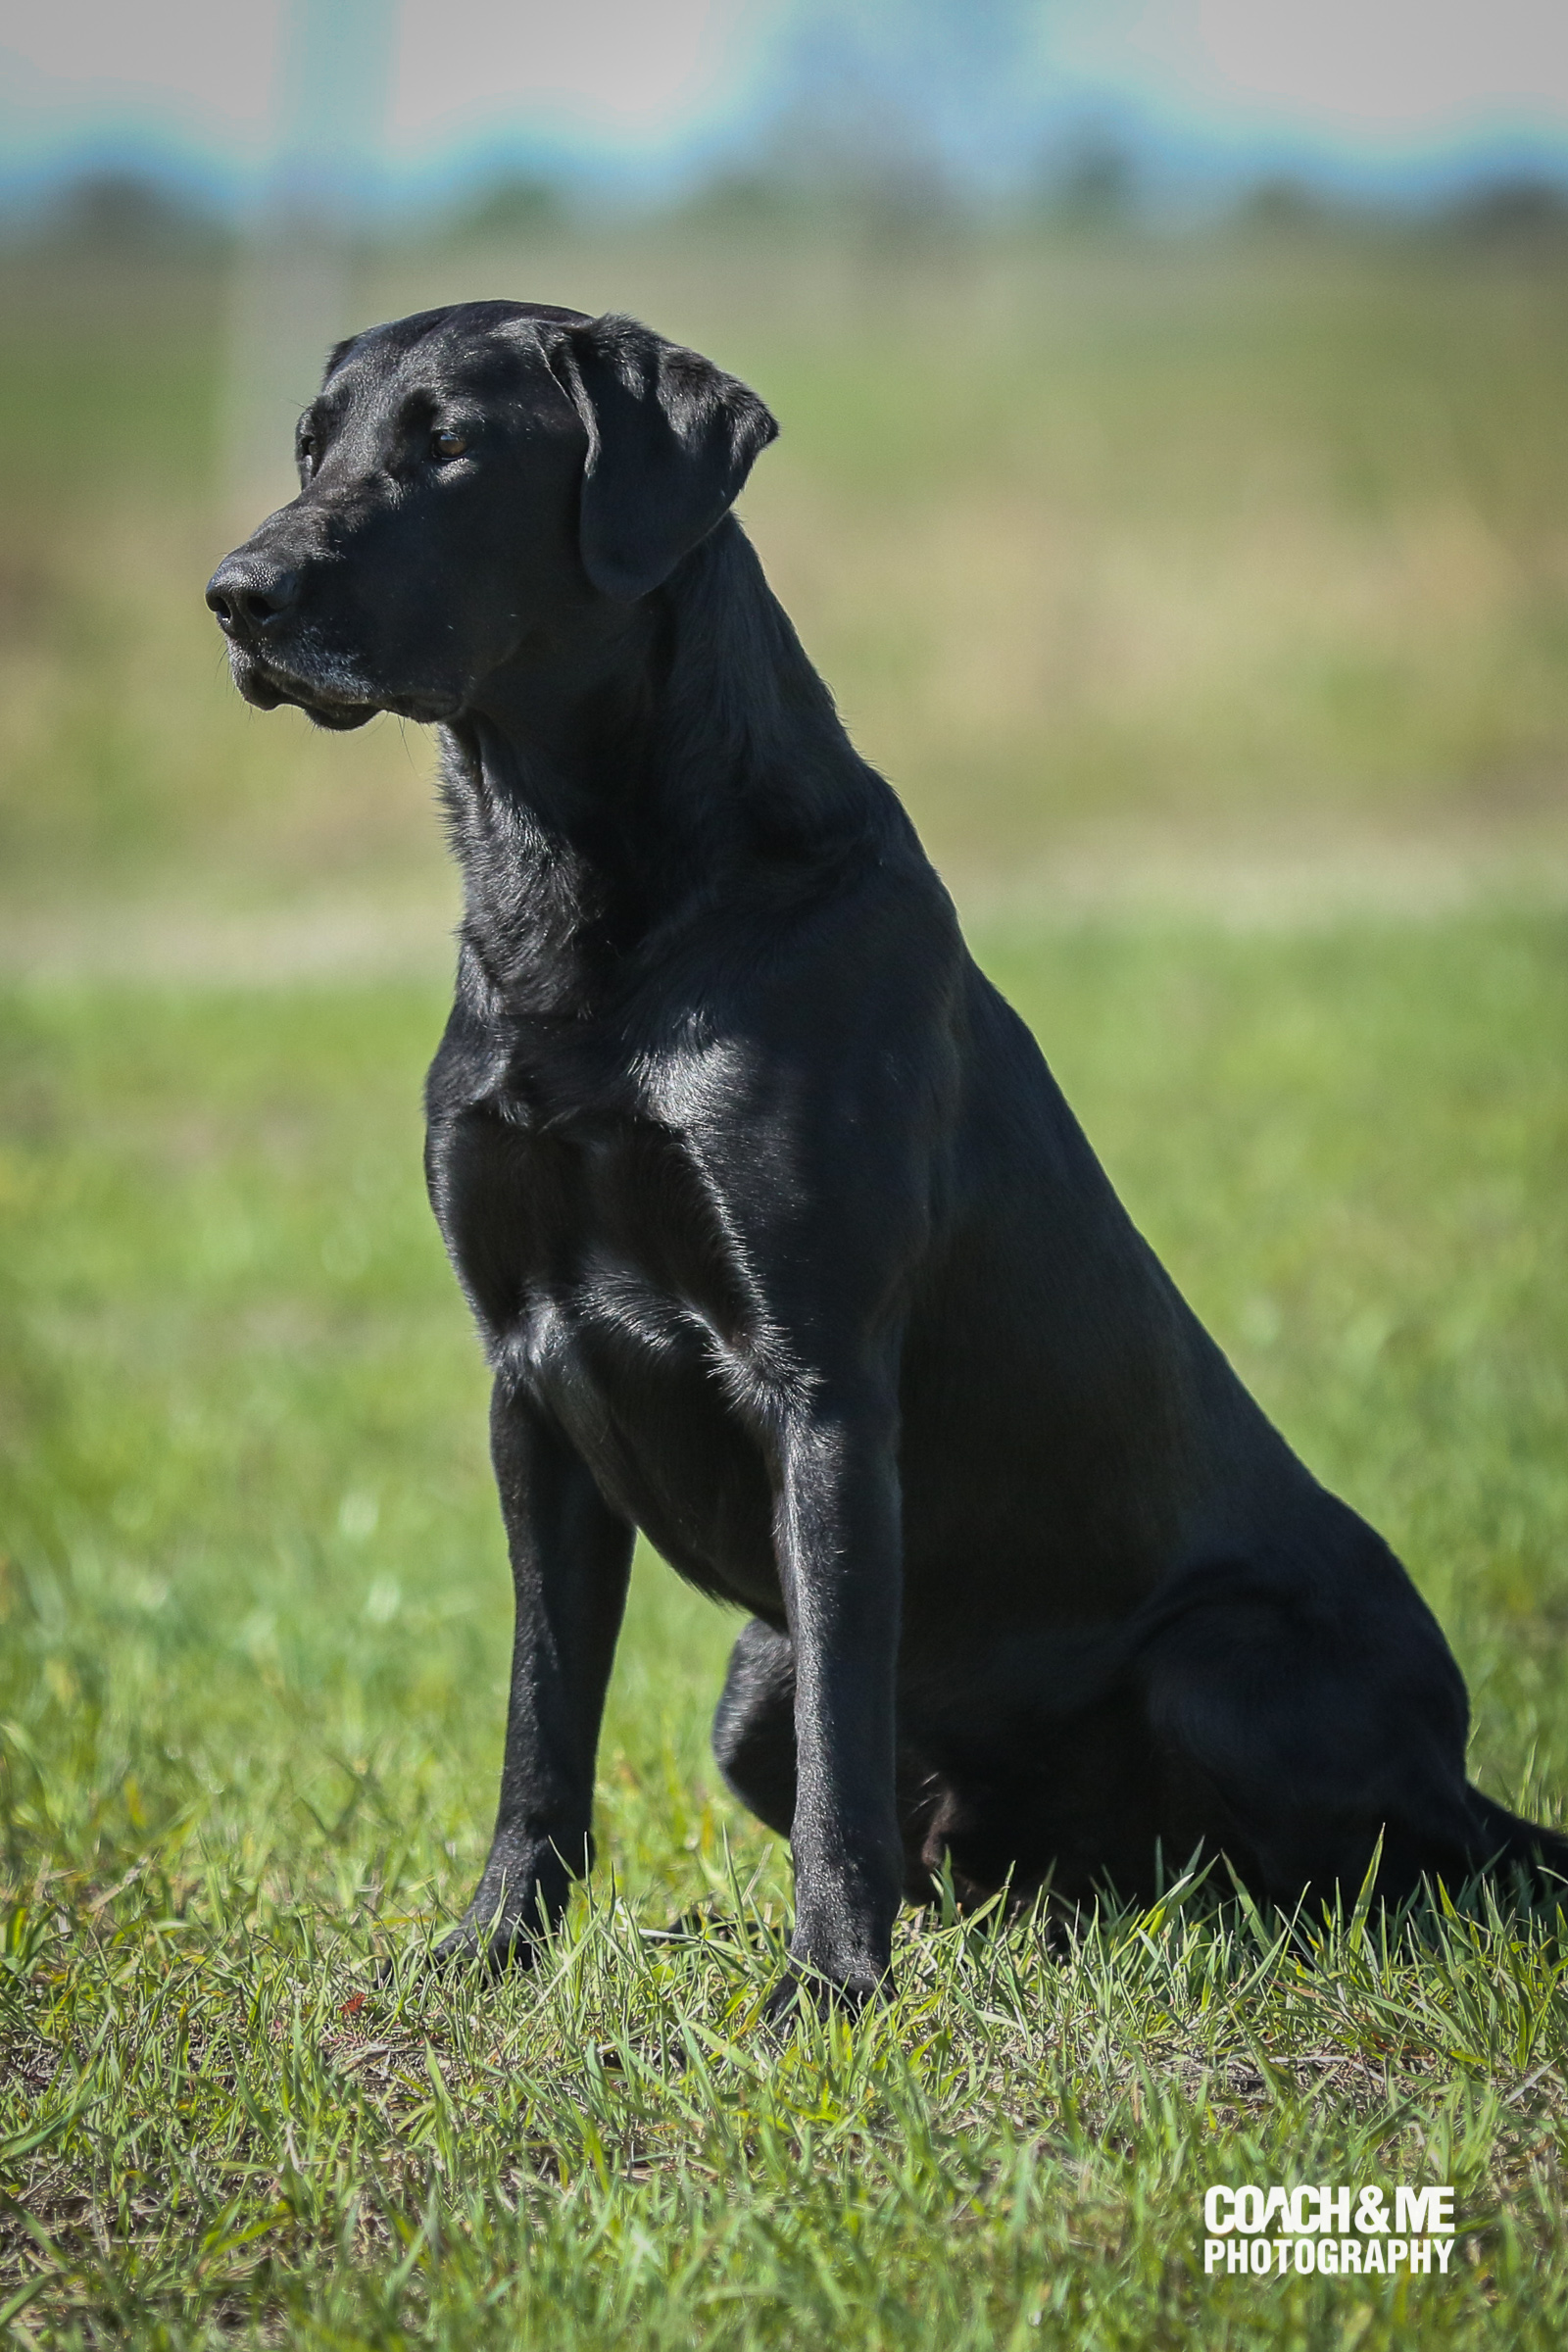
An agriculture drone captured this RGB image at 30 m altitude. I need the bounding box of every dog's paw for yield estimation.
[428,1914,542,1979]
[760,1960,886,2030]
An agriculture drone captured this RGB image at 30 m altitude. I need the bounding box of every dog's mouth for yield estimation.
[233,656,374,731]
[229,648,461,732]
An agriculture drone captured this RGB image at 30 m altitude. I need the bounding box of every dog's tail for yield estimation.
[1464,1788,1568,1898]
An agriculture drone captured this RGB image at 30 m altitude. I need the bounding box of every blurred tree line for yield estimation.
[7,154,1568,258]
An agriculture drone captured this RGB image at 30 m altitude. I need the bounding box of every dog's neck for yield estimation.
[437,521,906,1013]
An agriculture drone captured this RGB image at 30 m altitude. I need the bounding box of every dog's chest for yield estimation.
[430,1065,780,1604]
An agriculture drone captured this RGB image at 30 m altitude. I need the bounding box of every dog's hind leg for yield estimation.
[712,1618,799,1839]
[1134,1543,1495,1910]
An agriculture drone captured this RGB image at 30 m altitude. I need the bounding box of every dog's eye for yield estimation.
[297,431,316,477]
[431,428,469,463]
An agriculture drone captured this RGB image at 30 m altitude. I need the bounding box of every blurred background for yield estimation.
[4,0,1568,961]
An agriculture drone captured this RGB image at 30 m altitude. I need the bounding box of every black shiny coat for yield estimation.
[208,301,1566,1999]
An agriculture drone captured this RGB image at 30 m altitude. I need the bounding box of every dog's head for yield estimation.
[206,302,777,730]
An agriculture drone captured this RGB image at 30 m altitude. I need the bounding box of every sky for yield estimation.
[2,0,1566,213]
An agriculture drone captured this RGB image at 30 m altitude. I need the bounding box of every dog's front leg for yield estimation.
[437,1377,634,1973]
[773,1394,905,2009]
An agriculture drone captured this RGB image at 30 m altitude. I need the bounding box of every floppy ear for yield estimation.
[554,314,778,601]
[321,333,363,383]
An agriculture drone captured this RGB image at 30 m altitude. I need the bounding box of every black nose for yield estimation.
[206,559,301,639]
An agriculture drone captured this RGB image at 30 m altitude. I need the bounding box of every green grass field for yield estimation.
[3,223,1568,2345]
[4,917,1568,2346]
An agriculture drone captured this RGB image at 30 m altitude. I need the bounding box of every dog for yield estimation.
[207,301,1567,2005]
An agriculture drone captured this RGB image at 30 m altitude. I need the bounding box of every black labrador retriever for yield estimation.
[207,301,1567,2004]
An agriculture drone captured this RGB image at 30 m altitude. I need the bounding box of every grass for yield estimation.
[4,911,1568,2345]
